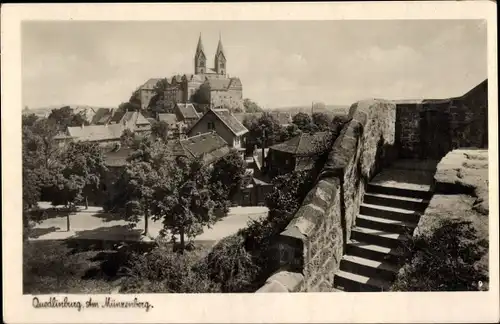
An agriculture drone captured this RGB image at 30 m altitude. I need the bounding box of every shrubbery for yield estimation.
[119,241,221,293]
[391,219,489,291]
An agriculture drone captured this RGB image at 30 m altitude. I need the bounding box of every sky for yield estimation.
[22,20,487,109]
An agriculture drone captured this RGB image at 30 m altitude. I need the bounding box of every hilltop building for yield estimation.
[136,34,244,113]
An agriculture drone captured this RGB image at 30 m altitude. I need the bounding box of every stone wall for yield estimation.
[257,99,397,292]
[395,79,488,159]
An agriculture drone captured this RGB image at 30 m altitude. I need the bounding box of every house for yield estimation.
[157,113,188,139]
[174,103,201,127]
[165,132,231,165]
[187,108,248,158]
[54,111,151,146]
[266,131,334,177]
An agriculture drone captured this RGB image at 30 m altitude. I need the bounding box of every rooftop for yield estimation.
[211,109,248,136]
[176,103,200,120]
[270,132,333,156]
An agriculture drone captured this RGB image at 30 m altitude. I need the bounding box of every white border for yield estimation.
[2,2,498,323]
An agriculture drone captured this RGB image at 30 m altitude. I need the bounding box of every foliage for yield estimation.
[279,123,302,142]
[150,120,169,142]
[205,170,316,291]
[191,84,211,105]
[22,114,39,127]
[148,78,176,115]
[119,241,221,293]
[120,129,136,147]
[202,234,260,292]
[312,112,332,132]
[244,112,283,153]
[210,149,246,211]
[118,101,140,113]
[243,98,263,113]
[48,106,88,131]
[292,112,314,132]
[391,219,489,291]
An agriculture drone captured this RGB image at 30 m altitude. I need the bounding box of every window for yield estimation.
[200,59,205,67]
[208,122,215,130]
[221,62,225,69]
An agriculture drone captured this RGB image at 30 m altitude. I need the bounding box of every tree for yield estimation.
[48,106,88,131]
[243,99,263,113]
[148,78,176,116]
[312,112,332,132]
[22,114,39,127]
[121,161,159,237]
[279,123,302,142]
[151,120,169,142]
[59,142,108,210]
[292,112,313,132]
[210,149,247,214]
[152,157,217,253]
[244,112,283,153]
[120,129,136,148]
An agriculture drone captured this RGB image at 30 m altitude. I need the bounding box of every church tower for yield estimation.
[194,33,206,75]
[214,33,226,76]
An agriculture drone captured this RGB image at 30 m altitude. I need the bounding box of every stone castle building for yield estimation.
[138,34,244,112]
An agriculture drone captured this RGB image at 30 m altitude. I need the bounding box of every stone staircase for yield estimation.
[333,167,434,292]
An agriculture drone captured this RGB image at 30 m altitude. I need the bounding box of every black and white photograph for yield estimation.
[2,2,498,324]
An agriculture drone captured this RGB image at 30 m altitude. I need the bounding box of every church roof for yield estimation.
[216,36,225,57]
[196,34,205,54]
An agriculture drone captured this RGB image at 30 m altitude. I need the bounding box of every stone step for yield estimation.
[360,203,421,223]
[356,214,418,235]
[333,270,392,292]
[340,255,399,281]
[351,226,410,249]
[347,239,404,263]
[363,192,429,212]
[367,183,433,200]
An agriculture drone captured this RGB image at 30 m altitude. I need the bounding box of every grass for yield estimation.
[23,239,215,294]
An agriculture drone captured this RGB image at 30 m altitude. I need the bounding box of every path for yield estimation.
[30,203,268,244]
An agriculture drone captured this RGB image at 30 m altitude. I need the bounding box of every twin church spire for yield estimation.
[194,33,226,76]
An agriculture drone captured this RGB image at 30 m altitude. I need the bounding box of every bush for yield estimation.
[391,219,489,291]
[202,234,260,292]
[119,241,221,293]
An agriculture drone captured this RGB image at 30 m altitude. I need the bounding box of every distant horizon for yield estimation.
[23,20,487,109]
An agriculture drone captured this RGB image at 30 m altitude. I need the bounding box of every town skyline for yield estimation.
[22,20,487,110]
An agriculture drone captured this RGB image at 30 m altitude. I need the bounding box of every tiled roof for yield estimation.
[158,113,177,125]
[166,132,230,165]
[91,108,114,125]
[135,112,151,125]
[67,124,125,142]
[141,78,162,91]
[109,110,127,124]
[270,132,333,156]
[212,109,248,136]
[176,103,200,120]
